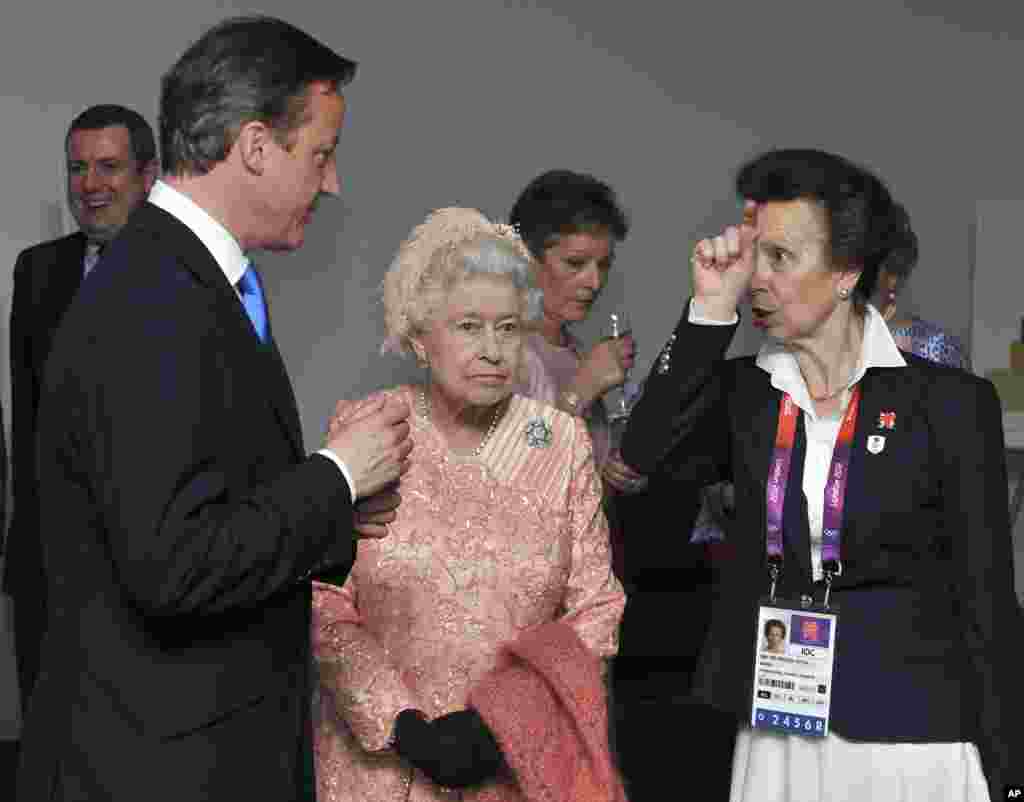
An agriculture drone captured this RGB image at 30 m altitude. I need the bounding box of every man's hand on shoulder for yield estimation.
[325,395,413,501]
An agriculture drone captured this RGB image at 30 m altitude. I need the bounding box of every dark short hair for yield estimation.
[159,15,357,176]
[764,619,786,637]
[509,169,630,261]
[736,148,917,304]
[66,104,157,167]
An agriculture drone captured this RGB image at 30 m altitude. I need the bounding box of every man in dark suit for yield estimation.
[3,104,157,741]
[15,16,413,801]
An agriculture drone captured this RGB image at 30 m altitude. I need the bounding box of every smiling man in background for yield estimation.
[3,103,157,736]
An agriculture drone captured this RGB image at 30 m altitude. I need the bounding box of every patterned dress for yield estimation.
[312,386,625,802]
[889,316,970,370]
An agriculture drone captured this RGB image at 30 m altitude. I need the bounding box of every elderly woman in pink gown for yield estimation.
[311,208,626,802]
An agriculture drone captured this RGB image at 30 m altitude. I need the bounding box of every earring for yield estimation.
[881,287,898,322]
[412,343,429,369]
[838,287,850,300]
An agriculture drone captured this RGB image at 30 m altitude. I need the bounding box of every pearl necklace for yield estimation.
[418,389,504,458]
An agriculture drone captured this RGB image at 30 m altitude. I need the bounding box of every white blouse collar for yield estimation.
[755,304,906,417]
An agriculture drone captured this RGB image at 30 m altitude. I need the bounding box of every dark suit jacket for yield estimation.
[621,302,1022,801]
[3,232,87,706]
[16,203,358,801]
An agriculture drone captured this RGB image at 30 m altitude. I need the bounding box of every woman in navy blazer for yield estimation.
[621,148,1020,802]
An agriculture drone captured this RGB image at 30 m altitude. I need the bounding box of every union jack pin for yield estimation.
[878,411,896,429]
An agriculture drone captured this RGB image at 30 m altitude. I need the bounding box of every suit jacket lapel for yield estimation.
[841,365,923,558]
[784,413,814,581]
[59,230,87,282]
[32,233,87,381]
[732,363,785,574]
[50,232,87,319]
[733,361,780,486]
[264,326,304,459]
[231,289,305,462]
[135,203,305,460]
[849,367,911,472]
[734,366,812,583]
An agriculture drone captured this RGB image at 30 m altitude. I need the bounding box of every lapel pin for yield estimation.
[877,411,896,429]
[867,434,886,454]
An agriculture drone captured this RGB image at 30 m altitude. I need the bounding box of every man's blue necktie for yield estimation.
[237,259,269,343]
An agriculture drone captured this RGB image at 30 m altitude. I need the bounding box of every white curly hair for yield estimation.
[380,207,543,357]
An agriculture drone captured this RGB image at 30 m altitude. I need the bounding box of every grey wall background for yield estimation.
[2,1,1024,594]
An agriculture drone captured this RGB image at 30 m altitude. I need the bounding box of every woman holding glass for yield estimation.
[621,148,1021,801]
[509,169,644,500]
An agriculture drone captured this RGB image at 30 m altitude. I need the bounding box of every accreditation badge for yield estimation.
[749,600,838,738]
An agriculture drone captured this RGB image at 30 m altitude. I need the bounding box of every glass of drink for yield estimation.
[603,310,636,424]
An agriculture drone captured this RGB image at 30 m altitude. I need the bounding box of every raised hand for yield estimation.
[692,200,760,320]
[324,396,413,500]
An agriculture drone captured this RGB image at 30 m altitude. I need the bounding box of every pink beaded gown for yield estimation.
[312,386,626,801]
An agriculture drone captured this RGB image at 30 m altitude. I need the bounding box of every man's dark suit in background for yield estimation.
[4,232,86,710]
[3,105,157,723]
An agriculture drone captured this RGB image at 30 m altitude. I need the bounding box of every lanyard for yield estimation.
[765,386,861,605]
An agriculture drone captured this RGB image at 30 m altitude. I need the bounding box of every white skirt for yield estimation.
[729,727,991,802]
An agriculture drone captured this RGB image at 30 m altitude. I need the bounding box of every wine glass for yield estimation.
[602,309,637,425]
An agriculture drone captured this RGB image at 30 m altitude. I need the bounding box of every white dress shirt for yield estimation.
[147,180,356,499]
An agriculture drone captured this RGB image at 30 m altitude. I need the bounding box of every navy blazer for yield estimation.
[621,302,1022,801]
[16,203,358,801]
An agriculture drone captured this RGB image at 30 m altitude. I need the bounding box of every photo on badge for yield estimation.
[761,615,790,654]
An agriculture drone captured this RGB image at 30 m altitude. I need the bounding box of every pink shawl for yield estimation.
[467,620,628,802]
